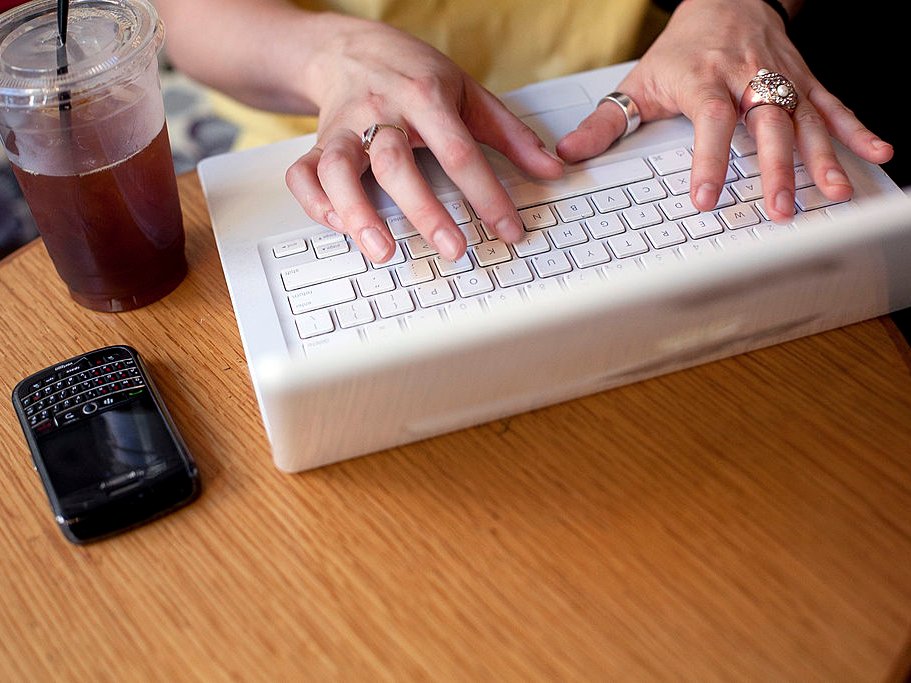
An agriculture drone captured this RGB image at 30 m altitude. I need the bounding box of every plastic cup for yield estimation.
[0,0,185,312]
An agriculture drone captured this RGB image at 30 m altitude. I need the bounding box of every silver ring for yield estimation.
[738,68,798,120]
[361,123,409,154]
[597,92,641,138]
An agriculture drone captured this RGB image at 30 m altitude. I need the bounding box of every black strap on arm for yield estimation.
[652,0,790,26]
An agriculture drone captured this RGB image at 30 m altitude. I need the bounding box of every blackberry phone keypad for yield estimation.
[16,347,146,433]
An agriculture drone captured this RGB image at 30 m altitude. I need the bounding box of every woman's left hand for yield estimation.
[556,0,893,223]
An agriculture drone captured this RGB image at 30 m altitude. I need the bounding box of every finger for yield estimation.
[744,104,797,222]
[416,112,528,244]
[366,123,467,260]
[791,94,853,204]
[285,145,346,234]
[316,130,396,263]
[464,84,564,179]
[555,96,629,163]
[807,86,894,166]
[687,89,739,212]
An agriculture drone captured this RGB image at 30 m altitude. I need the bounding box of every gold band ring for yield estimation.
[361,123,409,154]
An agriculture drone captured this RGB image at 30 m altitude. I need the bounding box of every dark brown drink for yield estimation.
[11,124,186,312]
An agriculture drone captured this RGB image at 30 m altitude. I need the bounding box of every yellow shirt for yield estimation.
[210,0,668,150]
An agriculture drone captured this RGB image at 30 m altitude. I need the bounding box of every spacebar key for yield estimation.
[281,252,367,291]
[508,157,653,208]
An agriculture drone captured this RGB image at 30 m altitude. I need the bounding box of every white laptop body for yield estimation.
[197,61,911,472]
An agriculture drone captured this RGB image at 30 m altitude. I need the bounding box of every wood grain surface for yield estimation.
[0,173,910,681]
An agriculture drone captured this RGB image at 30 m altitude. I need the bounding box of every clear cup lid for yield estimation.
[0,0,161,108]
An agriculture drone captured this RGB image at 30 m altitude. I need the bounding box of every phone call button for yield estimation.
[55,411,78,427]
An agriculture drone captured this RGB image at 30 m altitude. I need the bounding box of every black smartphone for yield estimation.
[11,345,200,544]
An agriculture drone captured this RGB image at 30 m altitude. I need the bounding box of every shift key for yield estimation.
[281,252,367,291]
[288,279,356,314]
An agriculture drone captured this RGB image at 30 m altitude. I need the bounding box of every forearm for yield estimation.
[152,0,337,114]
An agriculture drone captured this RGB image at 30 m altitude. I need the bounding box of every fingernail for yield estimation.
[495,216,524,243]
[825,168,850,187]
[433,229,464,261]
[872,138,891,150]
[775,190,794,216]
[695,183,718,210]
[326,211,345,232]
[359,226,390,262]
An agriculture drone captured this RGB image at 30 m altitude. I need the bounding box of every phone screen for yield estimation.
[36,391,186,505]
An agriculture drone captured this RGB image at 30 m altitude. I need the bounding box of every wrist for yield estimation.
[242,9,345,115]
[287,12,370,114]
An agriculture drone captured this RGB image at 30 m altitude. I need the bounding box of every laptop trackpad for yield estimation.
[415,82,595,190]
[520,104,597,151]
[500,81,591,117]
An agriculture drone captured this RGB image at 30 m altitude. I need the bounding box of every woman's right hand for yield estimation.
[283,14,565,263]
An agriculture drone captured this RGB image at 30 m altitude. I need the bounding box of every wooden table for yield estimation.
[1,172,910,681]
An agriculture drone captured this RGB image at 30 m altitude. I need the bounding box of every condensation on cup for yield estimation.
[0,0,186,312]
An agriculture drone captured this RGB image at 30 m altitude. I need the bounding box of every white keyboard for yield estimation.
[260,125,853,358]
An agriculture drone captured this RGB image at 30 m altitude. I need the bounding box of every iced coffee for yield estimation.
[0,0,186,312]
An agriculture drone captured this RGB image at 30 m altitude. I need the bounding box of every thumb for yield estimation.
[556,87,645,164]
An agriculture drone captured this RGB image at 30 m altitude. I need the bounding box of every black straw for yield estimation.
[57,0,69,45]
[56,0,71,117]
